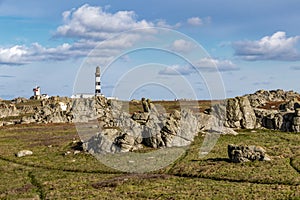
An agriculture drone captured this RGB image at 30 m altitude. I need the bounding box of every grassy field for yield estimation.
[128,100,220,114]
[0,123,299,199]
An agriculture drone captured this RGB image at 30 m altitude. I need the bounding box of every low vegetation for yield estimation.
[128,99,219,114]
[0,123,299,199]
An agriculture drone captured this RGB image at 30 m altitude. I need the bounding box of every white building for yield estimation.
[33,86,41,96]
[71,93,95,99]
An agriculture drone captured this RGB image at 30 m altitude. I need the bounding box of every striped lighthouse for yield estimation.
[95,66,101,96]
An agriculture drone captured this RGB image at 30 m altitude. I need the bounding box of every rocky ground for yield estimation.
[1,89,300,153]
[0,94,222,154]
[0,89,300,199]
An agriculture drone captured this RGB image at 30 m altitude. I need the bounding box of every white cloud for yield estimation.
[195,57,238,72]
[187,17,203,26]
[159,58,238,76]
[159,65,193,75]
[0,42,85,65]
[0,45,30,65]
[233,31,300,61]
[170,39,196,53]
[156,19,181,29]
[0,4,180,66]
[55,4,154,40]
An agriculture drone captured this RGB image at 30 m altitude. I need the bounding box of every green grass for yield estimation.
[0,124,299,199]
[0,124,117,173]
[166,130,300,184]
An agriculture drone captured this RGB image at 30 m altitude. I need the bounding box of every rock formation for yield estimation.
[210,89,300,133]
[1,89,300,153]
[223,96,256,129]
[246,89,300,108]
[82,98,204,153]
[0,102,19,119]
[228,144,271,163]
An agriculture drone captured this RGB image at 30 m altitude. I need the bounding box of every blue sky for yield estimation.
[1,0,300,100]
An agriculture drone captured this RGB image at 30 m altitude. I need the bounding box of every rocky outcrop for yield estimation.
[81,99,147,154]
[83,128,122,154]
[253,106,300,132]
[279,99,300,112]
[0,97,76,125]
[141,98,151,112]
[131,112,149,124]
[19,96,109,125]
[225,96,256,129]
[254,109,289,131]
[81,96,239,154]
[213,96,256,129]
[210,90,300,133]
[228,144,271,163]
[159,109,199,147]
[141,109,165,148]
[198,113,238,135]
[2,89,300,154]
[71,98,98,123]
[83,100,205,153]
[30,99,73,124]
[246,89,300,108]
[0,102,19,118]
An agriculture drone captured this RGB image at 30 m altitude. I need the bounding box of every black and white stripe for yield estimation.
[95,66,101,95]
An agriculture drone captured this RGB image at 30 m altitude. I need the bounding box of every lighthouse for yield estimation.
[95,66,101,96]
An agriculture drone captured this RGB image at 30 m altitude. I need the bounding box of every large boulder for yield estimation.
[239,96,257,129]
[83,128,122,154]
[16,150,33,157]
[225,96,256,129]
[292,108,300,132]
[197,112,238,135]
[228,144,271,163]
[114,133,136,152]
[160,109,199,147]
[226,98,243,128]
[142,111,165,148]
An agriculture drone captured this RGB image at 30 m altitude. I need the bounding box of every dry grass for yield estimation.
[128,99,221,114]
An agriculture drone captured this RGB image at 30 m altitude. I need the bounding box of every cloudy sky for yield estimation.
[1,0,300,100]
